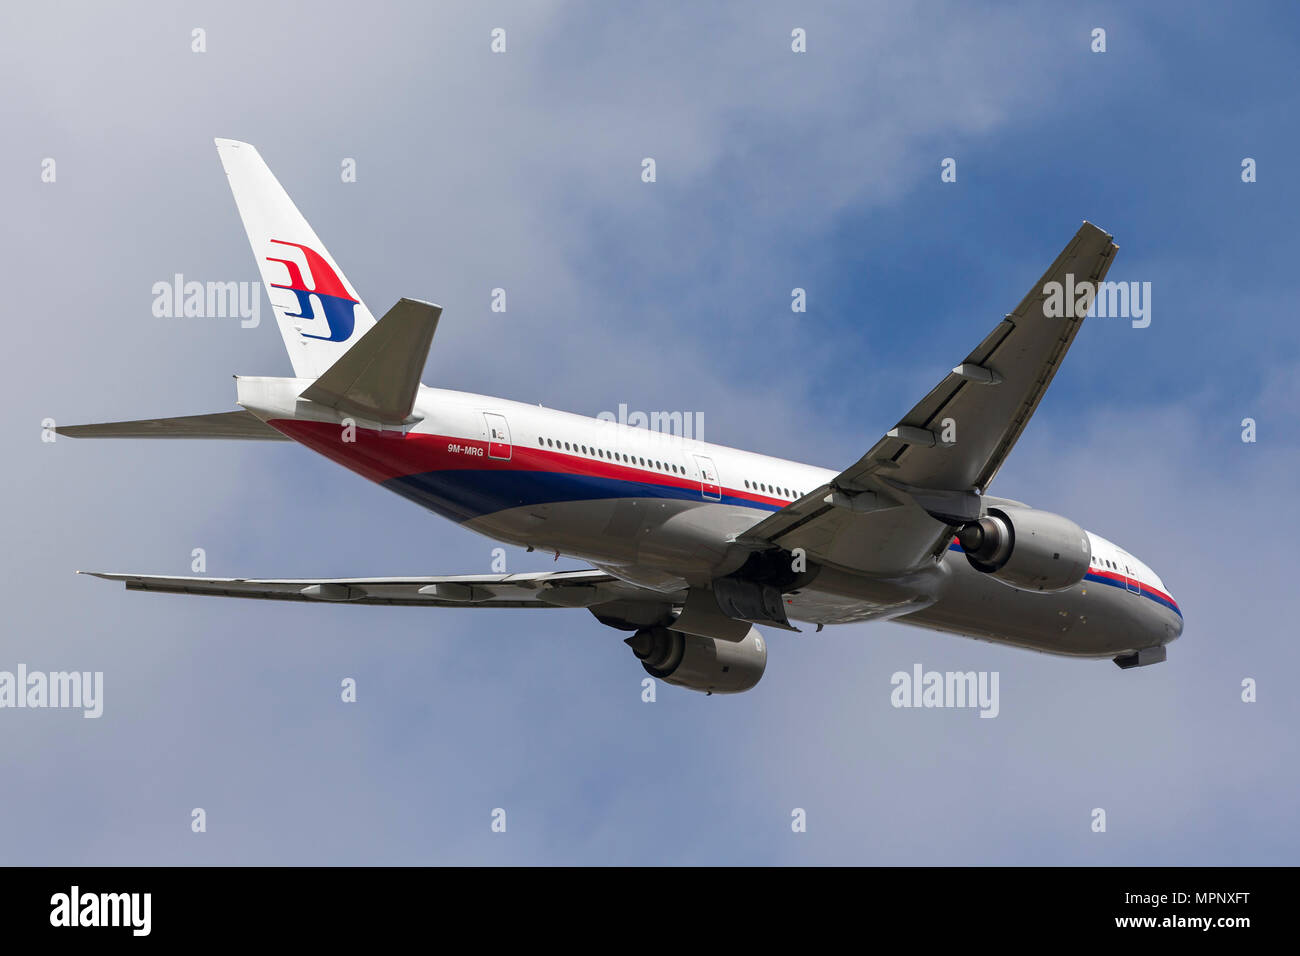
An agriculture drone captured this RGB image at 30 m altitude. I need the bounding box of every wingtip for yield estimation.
[397,296,444,311]
[1080,219,1115,242]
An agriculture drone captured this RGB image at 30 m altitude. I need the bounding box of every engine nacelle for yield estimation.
[956,506,1091,593]
[625,625,767,695]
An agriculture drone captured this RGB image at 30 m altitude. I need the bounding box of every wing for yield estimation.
[55,410,289,441]
[740,222,1118,574]
[80,568,682,610]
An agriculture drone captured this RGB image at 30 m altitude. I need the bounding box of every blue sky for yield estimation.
[2,1,1297,864]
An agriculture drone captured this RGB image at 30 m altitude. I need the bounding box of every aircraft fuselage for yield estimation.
[241,379,1183,661]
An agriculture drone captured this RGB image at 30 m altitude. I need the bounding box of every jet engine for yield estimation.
[625,625,767,695]
[955,506,1091,593]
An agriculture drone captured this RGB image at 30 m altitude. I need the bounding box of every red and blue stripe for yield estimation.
[267,420,788,522]
[946,539,1181,617]
[270,419,1181,619]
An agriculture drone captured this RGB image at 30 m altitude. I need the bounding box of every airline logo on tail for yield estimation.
[265,239,359,342]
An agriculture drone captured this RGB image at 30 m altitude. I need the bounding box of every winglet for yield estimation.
[298,297,442,424]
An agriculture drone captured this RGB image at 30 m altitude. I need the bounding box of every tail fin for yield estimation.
[215,139,377,378]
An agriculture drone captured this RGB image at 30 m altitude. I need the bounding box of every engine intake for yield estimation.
[625,625,767,695]
[956,506,1091,592]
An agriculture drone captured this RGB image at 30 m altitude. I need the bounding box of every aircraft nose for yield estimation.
[1160,590,1184,642]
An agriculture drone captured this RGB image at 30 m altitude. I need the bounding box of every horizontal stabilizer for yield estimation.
[298,297,441,424]
[55,410,289,441]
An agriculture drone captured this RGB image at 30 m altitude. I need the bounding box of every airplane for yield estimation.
[59,139,1183,695]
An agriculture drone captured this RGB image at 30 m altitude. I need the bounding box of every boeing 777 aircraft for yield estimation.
[60,140,1182,694]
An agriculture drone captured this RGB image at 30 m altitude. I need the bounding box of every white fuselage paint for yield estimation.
[240,379,1183,660]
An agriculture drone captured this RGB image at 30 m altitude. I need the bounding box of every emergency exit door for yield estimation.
[1123,563,1140,594]
[484,413,512,460]
[694,454,721,501]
